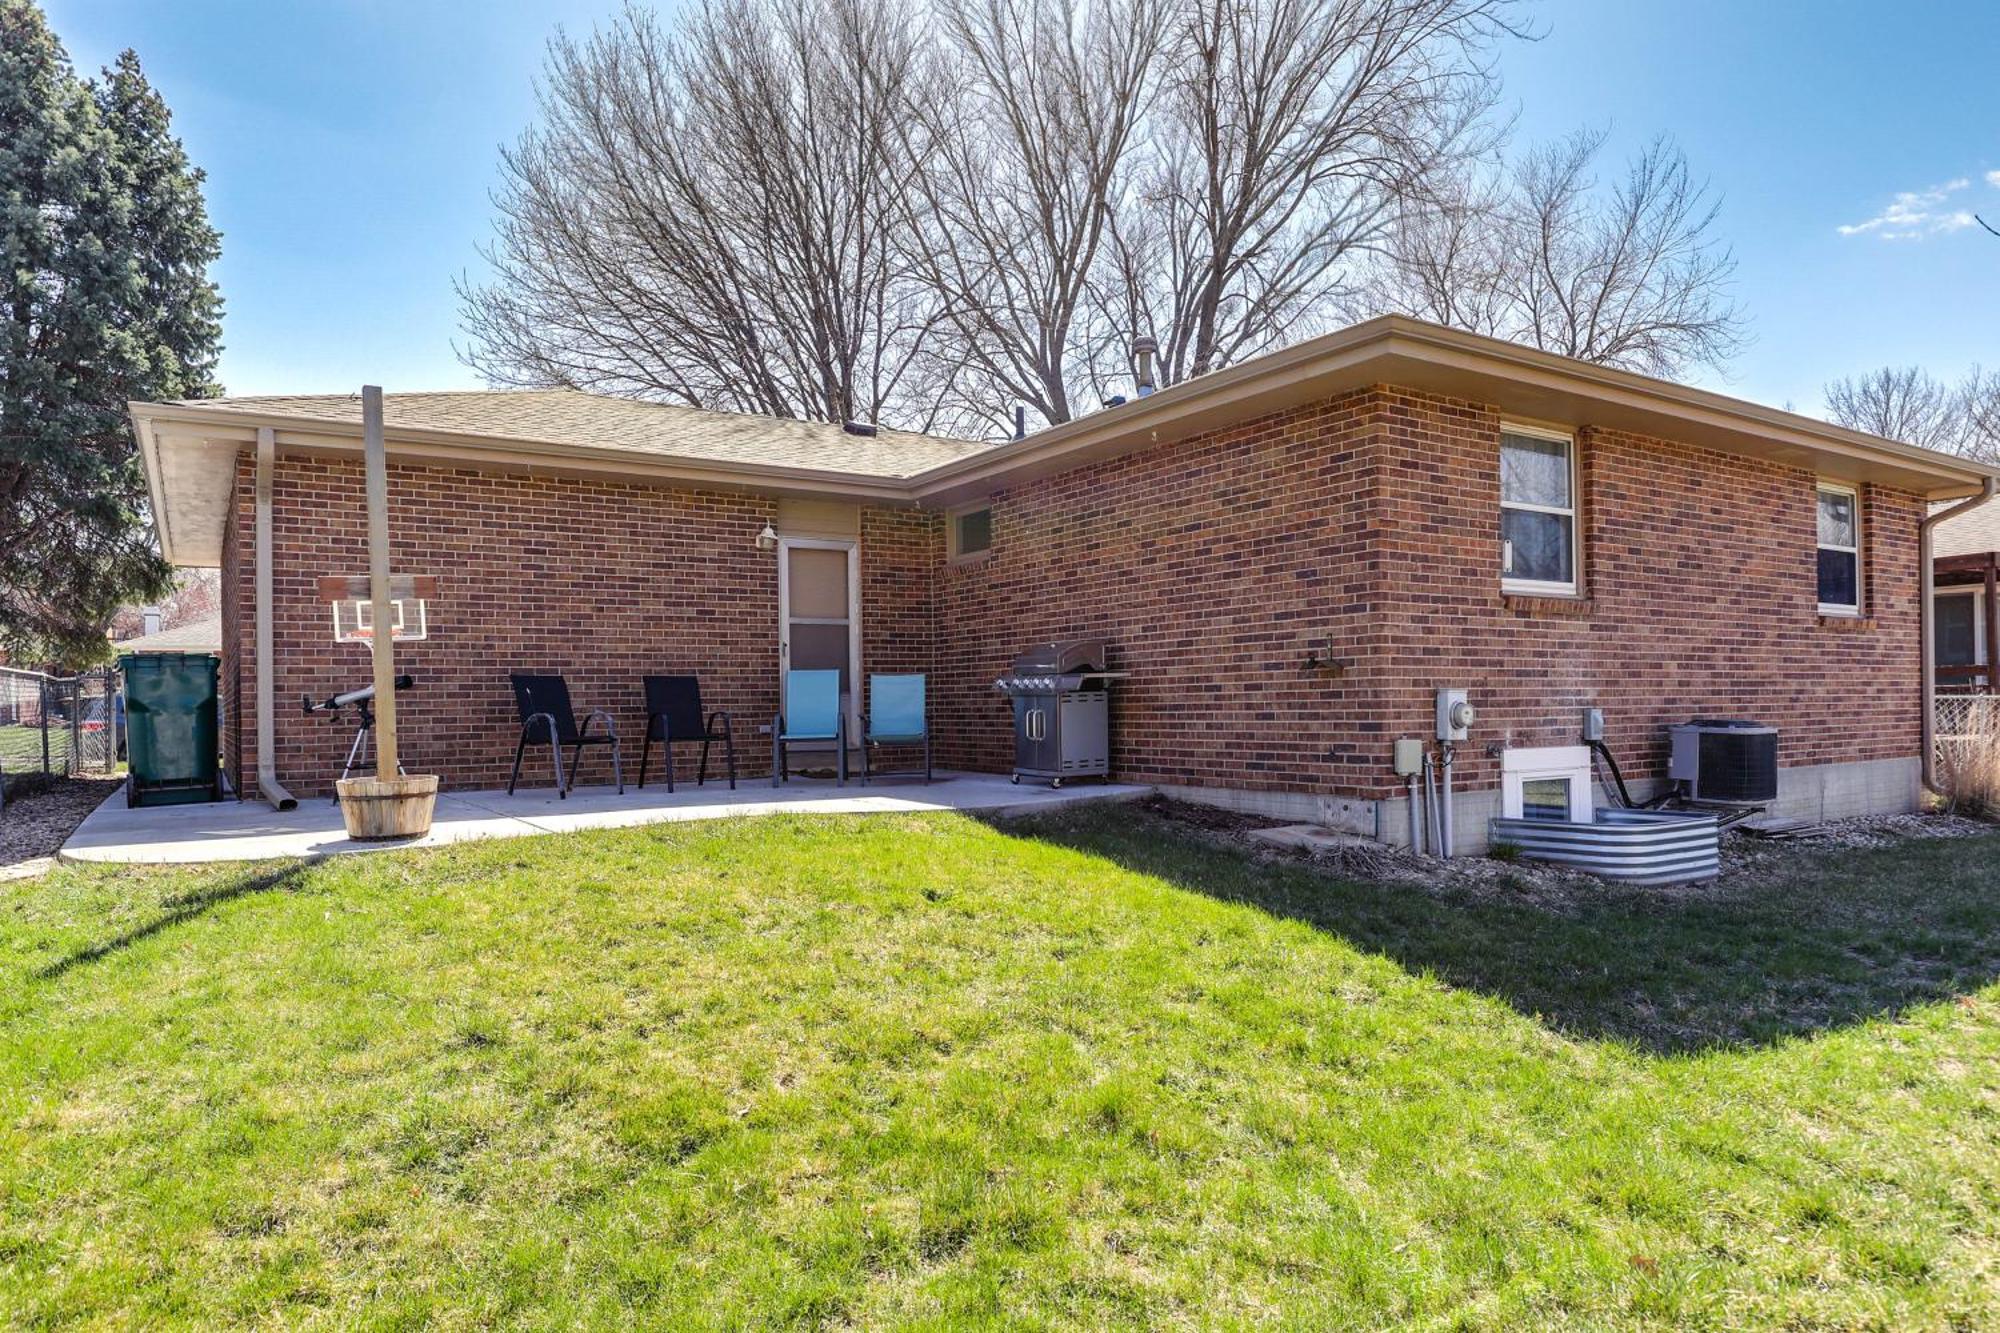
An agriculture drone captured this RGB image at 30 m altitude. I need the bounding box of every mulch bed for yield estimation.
[1141,794,1999,902]
[0,776,121,874]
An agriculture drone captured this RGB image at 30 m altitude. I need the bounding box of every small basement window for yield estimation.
[1816,482,1860,614]
[1500,427,1578,596]
[950,506,993,561]
[1501,746,1594,823]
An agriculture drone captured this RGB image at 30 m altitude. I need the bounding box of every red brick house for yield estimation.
[130,317,1998,850]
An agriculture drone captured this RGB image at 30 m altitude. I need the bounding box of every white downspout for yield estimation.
[255,426,298,811]
[1922,476,1998,796]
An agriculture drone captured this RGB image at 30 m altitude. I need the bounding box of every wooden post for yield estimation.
[1985,555,1999,694]
[363,385,397,777]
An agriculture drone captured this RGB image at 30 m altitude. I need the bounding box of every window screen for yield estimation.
[1936,594,1978,666]
[1816,485,1859,612]
[1500,432,1575,591]
[1518,777,1573,822]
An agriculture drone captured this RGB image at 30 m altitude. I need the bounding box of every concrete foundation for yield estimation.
[1168,755,1924,858]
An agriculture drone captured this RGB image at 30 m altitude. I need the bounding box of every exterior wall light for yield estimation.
[755,522,778,552]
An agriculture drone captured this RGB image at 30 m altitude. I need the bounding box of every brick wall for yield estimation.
[225,385,1924,805]
[932,386,1922,800]
[1370,388,1921,799]
[227,453,932,797]
[932,389,1394,787]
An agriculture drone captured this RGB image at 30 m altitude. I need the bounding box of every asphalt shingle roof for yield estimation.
[175,389,997,480]
[1935,498,2000,559]
[111,616,222,655]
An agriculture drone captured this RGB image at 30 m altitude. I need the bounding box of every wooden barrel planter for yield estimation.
[336,774,439,840]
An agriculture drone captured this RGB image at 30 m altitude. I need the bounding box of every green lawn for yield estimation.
[4,806,2000,1328]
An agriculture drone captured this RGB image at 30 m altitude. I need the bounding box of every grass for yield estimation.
[3,806,1999,1328]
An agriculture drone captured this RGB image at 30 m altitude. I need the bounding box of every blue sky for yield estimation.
[40,0,2000,415]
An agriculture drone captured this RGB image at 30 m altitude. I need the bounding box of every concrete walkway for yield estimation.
[59,773,1151,865]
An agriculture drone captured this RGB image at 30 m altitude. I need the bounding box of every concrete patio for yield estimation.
[59,773,1152,865]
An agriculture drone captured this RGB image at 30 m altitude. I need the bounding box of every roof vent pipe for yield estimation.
[1133,336,1158,398]
[1014,404,1026,441]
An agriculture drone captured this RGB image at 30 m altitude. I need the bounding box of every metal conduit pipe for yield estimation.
[1922,476,1999,796]
[1421,751,1441,857]
[255,426,298,811]
[1439,742,1456,859]
[1407,773,1423,855]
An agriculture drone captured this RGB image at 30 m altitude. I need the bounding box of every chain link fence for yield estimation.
[0,667,118,798]
[1935,691,2000,813]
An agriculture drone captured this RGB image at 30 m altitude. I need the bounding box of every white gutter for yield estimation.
[1921,476,1998,796]
[254,427,297,811]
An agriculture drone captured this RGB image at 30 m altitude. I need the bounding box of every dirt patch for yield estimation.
[0,776,121,872]
[1141,795,2000,907]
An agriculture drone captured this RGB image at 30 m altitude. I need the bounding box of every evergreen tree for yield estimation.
[0,0,221,666]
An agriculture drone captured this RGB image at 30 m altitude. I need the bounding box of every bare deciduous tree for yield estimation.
[1823,366,1961,451]
[901,0,1163,433]
[1096,0,1519,392]
[1959,367,2000,462]
[458,0,940,427]
[1825,364,2000,462]
[467,0,1530,434]
[1370,129,1745,378]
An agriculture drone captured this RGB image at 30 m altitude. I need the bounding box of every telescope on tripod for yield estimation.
[304,674,414,792]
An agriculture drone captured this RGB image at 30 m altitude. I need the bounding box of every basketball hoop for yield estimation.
[332,597,427,643]
[319,574,436,644]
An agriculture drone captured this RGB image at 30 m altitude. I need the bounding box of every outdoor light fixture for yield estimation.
[755,522,778,552]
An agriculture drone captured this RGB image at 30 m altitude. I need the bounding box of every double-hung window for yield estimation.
[1815,482,1860,615]
[1500,427,1578,595]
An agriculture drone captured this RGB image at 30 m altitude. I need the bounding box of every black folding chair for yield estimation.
[638,675,735,792]
[507,673,623,798]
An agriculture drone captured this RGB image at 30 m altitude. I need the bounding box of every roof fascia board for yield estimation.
[906,316,2000,503]
[1382,326,1997,494]
[130,408,178,564]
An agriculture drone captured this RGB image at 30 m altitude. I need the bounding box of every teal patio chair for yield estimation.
[861,673,931,784]
[772,668,846,786]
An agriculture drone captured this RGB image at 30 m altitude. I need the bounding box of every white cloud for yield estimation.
[1838,177,1976,240]
[1988,169,2000,188]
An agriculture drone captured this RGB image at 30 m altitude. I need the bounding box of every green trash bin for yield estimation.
[120,653,221,807]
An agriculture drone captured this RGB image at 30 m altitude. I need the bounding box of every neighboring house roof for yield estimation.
[111,615,222,655]
[131,315,2000,566]
[1934,498,2000,559]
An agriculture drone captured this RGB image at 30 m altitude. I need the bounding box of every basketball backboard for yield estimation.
[331,597,427,643]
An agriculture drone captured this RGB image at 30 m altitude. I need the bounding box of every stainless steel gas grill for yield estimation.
[992,639,1128,786]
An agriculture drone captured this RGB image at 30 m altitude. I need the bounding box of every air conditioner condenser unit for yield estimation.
[1668,720,1778,806]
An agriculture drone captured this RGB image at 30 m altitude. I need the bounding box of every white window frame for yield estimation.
[1934,586,1986,667]
[1500,745,1594,823]
[1499,423,1580,597]
[947,503,994,563]
[1815,481,1862,616]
